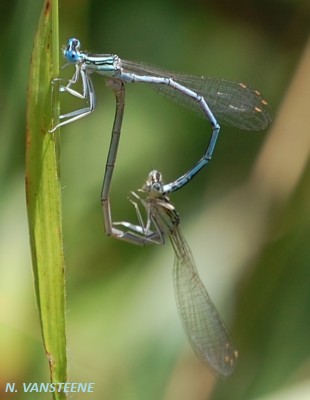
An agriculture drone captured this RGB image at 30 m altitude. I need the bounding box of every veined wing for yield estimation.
[121,59,272,131]
[170,226,238,377]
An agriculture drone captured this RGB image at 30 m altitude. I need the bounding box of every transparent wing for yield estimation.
[121,59,272,131]
[170,227,238,377]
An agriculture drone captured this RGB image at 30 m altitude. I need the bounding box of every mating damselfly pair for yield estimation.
[51,38,272,377]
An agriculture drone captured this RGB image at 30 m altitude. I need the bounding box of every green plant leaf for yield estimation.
[25,0,67,398]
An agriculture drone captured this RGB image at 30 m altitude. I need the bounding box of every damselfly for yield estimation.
[111,170,238,377]
[51,38,272,219]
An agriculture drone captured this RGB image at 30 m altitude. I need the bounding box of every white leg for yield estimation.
[50,65,96,132]
[112,192,165,246]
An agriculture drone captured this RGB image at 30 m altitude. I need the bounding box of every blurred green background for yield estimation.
[1,0,310,399]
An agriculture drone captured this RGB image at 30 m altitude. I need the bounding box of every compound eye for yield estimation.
[69,51,78,61]
[63,49,78,63]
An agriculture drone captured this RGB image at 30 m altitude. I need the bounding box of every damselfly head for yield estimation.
[142,170,164,195]
[63,38,82,64]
